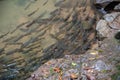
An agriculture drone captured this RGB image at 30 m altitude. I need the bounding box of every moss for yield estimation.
[111,72,120,80]
[111,64,120,80]
[116,65,120,70]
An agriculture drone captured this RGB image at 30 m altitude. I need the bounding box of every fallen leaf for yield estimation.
[90,51,98,55]
[71,62,77,66]
[58,75,62,80]
[70,73,78,79]
[54,67,61,73]
[88,58,96,61]
[83,66,93,70]
[86,74,96,80]
[47,61,52,65]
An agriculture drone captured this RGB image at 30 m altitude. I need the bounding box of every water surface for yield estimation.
[0,0,57,35]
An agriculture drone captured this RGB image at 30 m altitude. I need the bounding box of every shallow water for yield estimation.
[0,0,96,80]
[0,0,57,35]
[0,0,59,79]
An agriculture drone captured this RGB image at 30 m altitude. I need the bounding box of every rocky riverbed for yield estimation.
[27,12,120,80]
[0,0,120,80]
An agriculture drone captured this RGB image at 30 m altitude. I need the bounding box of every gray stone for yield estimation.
[96,20,111,37]
[104,12,120,22]
[104,12,120,30]
[93,60,111,71]
[95,0,113,4]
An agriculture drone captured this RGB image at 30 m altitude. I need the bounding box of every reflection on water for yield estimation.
[0,0,57,35]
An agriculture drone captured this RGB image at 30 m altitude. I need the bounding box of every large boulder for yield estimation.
[96,12,120,38]
[96,20,112,37]
[104,12,120,30]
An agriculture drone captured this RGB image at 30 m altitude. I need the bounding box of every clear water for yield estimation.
[0,0,57,35]
[0,0,58,79]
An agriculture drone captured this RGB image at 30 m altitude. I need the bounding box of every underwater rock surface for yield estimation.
[0,0,97,80]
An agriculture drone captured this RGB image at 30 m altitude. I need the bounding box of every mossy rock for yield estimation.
[111,64,120,80]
